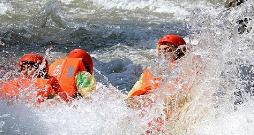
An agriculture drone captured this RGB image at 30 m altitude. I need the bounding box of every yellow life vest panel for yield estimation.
[128,69,162,97]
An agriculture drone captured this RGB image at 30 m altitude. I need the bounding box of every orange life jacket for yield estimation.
[1,76,58,103]
[128,57,202,134]
[1,80,19,98]
[33,78,55,102]
[129,58,202,97]
[49,58,86,101]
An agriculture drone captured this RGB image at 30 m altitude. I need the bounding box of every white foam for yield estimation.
[1,0,254,134]
[0,83,149,134]
[0,3,10,15]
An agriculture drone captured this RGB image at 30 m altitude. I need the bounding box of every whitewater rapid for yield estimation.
[1,0,254,134]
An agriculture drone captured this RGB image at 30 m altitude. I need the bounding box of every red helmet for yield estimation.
[67,49,93,74]
[158,35,186,53]
[18,54,49,73]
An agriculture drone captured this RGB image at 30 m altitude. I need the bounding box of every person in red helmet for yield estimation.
[126,35,187,100]
[49,49,96,101]
[125,35,202,134]
[1,54,61,103]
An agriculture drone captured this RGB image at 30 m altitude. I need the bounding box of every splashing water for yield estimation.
[1,0,254,134]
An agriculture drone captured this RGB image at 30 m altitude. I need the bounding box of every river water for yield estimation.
[1,0,254,134]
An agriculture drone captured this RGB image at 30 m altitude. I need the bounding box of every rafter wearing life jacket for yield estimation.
[49,49,96,102]
[126,35,187,98]
[1,54,61,103]
[125,35,203,134]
